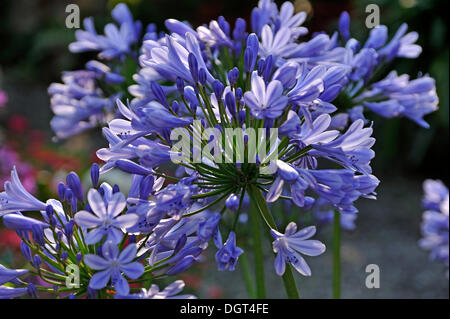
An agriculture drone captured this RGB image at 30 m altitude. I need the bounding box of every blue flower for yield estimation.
[355,71,438,128]
[74,189,138,244]
[153,181,197,220]
[0,264,28,285]
[3,213,48,232]
[84,240,145,295]
[69,4,141,60]
[48,70,118,139]
[0,167,47,216]
[259,25,297,63]
[141,33,214,84]
[197,19,233,48]
[215,232,243,271]
[420,180,449,276]
[423,179,449,212]
[270,222,325,276]
[244,72,288,119]
[251,0,278,36]
[378,23,422,61]
[0,286,29,299]
[116,280,196,299]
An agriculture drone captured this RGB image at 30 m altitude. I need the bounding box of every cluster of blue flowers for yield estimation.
[1,0,439,298]
[420,180,449,278]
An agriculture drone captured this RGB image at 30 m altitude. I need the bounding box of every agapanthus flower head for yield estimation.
[419,179,449,277]
[0,0,440,299]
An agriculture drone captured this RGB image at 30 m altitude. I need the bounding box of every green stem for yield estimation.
[247,184,300,299]
[249,199,266,298]
[239,254,256,298]
[333,210,341,299]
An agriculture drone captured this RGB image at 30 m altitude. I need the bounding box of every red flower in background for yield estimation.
[0,229,21,250]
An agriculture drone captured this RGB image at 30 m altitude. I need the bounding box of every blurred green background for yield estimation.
[0,0,448,298]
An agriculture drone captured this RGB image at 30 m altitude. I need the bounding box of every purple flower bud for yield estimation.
[176,77,185,94]
[238,109,246,125]
[172,100,179,113]
[33,255,42,269]
[188,53,199,83]
[57,183,66,201]
[233,18,246,41]
[218,16,230,36]
[213,80,225,99]
[257,58,265,76]
[139,175,154,200]
[244,48,253,73]
[167,255,196,275]
[303,196,315,210]
[174,234,187,255]
[76,253,82,264]
[56,231,63,242]
[233,41,242,55]
[66,172,84,202]
[226,194,240,211]
[198,68,207,85]
[228,67,239,86]
[115,159,152,175]
[235,87,243,101]
[64,220,75,241]
[245,33,259,72]
[263,55,273,80]
[21,242,32,261]
[90,163,99,187]
[27,283,37,298]
[61,251,69,262]
[225,91,237,118]
[71,196,77,213]
[32,224,45,247]
[86,60,109,74]
[105,72,124,85]
[64,188,73,203]
[151,81,170,108]
[3,214,48,231]
[113,184,120,194]
[339,11,350,42]
[46,205,54,221]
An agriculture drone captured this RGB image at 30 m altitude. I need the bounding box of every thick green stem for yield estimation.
[249,199,266,298]
[247,184,300,299]
[333,210,341,299]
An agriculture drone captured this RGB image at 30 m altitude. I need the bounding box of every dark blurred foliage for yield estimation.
[0,0,448,183]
